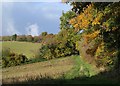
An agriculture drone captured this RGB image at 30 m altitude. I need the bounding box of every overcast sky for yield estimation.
[2,2,71,36]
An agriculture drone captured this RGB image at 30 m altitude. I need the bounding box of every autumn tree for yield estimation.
[69,2,120,70]
[60,11,76,30]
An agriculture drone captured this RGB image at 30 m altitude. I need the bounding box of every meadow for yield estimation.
[1,41,41,59]
[2,55,119,84]
[1,41,119,84]
[2,55,97,84]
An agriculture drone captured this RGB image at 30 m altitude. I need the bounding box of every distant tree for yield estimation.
[41,32,47,36]
[12,34,17,41]
[33,36,39,42]
[38,35,43,42]
[41,34,55,45]
[16,35,27,41]
[26,35,33,42]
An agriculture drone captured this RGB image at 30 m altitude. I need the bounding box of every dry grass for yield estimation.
[2,56,75,84]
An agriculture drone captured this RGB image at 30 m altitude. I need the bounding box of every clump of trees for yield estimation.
[37,11,79,60]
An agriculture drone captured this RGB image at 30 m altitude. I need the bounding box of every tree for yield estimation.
[41,32,47,36]
[33,36,39,42]
[69,2,120,70]
[26,35,33,42]
[16,35,27,41]
[12,34,17,41]
[60,11,76,30]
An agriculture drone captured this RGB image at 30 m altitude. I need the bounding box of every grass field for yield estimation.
[2,56,75,84]
[1,42,119,84]
[2,55,104,84]
[1,41,41,59]
[2,55,119,84]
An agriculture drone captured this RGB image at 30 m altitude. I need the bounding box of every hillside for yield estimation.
[2,56,76,84]
[1,41,41,59]
[3,55,118,84]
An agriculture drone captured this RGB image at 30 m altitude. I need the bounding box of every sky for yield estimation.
[1,1,72,36]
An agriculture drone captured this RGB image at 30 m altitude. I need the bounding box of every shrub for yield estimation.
[39,44,56,60]
[2,51,28,68]
[38,33,79,60]
[2,48,11,57]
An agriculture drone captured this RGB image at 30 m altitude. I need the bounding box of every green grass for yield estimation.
[1,41,41,59]
[64,56,99,79]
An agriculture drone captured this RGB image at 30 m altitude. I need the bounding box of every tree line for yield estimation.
[1,32,51,42]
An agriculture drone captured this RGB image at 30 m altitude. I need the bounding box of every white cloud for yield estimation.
[26,23,39,36]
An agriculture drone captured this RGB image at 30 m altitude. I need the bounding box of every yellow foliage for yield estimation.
[95,41,104,57]
[69,3,96,30]
[92,12,104,26]
[69,18,76,25]
[83,30,100,44]
[74,24,79,29]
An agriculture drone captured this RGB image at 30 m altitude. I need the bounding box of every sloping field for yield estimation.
[1,41,41,59]
[2,56,75,84]
[2,56,118,84]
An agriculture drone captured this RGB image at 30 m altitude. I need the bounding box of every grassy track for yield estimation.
[1,41,41,59]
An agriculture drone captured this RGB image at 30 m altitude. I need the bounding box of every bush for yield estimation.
[39,44,56,60]
[39,37,79,60]
[2,48,11,57]
[2,51,28,68]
